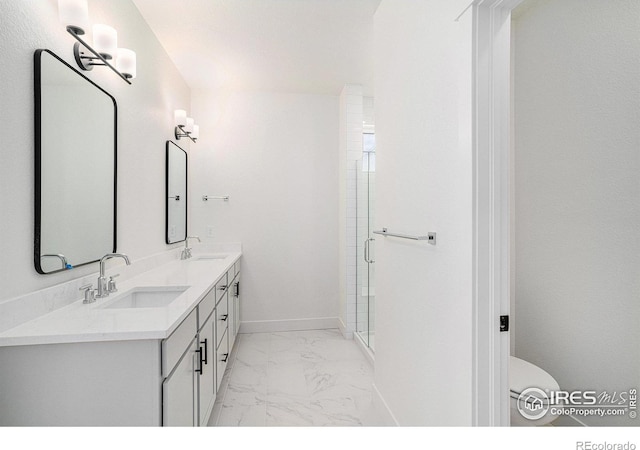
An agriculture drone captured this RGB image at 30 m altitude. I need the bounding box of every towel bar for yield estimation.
[373,228,436,245]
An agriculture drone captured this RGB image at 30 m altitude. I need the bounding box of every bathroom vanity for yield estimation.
[0,251,241,426]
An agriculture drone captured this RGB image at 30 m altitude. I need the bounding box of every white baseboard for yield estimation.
[238,317,340,334]
[354,332,375,367]
[337,317,353,339]
[371,383,399,426]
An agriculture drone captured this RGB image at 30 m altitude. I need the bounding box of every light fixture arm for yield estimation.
[67,26,132,84]
[175,125,197,143]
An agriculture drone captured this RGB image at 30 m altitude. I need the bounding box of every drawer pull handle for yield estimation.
[234,282,239,297]
[218,284,228,292]
[195,348,203,374]
[200,338,208,365]
[221,353,229,363]
[220,314,228,321]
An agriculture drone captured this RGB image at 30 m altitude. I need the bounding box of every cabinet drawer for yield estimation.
[162,309,197,377]
[216,329,229,391]
[216,293,229,348]
[215,273,228,302]
[197,288,216,331]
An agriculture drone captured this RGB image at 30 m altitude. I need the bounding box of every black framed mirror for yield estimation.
[34,49,117,274]
[166,141,187,244]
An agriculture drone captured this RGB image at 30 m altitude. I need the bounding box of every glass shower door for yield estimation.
[356,140,375,351]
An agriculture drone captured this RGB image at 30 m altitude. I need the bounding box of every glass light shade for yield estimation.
[191,125,200,140]
[185,117,195,133]
[58,0,89,34]
[116,48,136,79]
[174,110,187,127]
[92,24,117,60]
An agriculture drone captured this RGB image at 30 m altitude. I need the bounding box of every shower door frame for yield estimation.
[471,0,525,427]
[356,152,375,351]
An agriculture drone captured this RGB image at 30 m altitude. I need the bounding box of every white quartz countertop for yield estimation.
[0,252,241,347]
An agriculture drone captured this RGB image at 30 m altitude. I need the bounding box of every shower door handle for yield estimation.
[364,238,375,264]
[363,239,369,263]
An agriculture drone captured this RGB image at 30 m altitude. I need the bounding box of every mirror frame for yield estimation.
[165,140,188,244]
[34,49,118,274]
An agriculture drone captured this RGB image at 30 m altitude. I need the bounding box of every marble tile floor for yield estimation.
[208,329,386,426]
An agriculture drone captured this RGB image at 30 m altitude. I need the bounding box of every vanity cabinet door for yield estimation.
[198,312,216,426]
[162,338,198,426]
[229,273,240,347]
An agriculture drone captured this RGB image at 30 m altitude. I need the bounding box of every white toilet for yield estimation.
[509,356,561,426]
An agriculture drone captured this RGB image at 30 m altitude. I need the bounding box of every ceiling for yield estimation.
[132,0,380,95]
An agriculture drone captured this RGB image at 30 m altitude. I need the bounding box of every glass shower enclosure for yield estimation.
[356,133,375,351]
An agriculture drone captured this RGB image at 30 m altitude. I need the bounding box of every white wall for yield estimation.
[0,0,191,303]
[373,0,473,425]
[190,89,340,329]
[512,0,640,426]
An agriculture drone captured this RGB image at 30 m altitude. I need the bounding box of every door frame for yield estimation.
[471,0,525,426]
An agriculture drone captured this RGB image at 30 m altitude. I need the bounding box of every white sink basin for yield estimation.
[191,254,228,261]
[102,286,189,309]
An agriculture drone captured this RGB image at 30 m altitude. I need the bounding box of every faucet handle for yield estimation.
[79,284,96,304]
[107,274,120,293]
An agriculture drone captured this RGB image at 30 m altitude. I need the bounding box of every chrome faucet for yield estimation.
[181,236,201,260]
[97,253,131,298]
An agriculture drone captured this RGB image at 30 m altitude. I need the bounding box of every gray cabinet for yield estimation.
[162,337,198,426]
[229,272,241,347]
[0,257,242,426]
[161,261,241,426]
[161,287,218,427]
[198,309,216,426]
[216,329,229,391]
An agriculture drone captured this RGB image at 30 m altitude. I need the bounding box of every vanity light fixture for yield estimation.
[58,0,136,84]
[174,109,199,143]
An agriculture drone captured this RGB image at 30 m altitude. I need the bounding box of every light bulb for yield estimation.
[93,24,117,60]
[58,0,89,35]
[174,110,187,127]
[185,117,194,133]
[116,48,136,79]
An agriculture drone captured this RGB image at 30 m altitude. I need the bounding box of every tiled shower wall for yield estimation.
[339,84,374,337]
[340,84,363,336]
